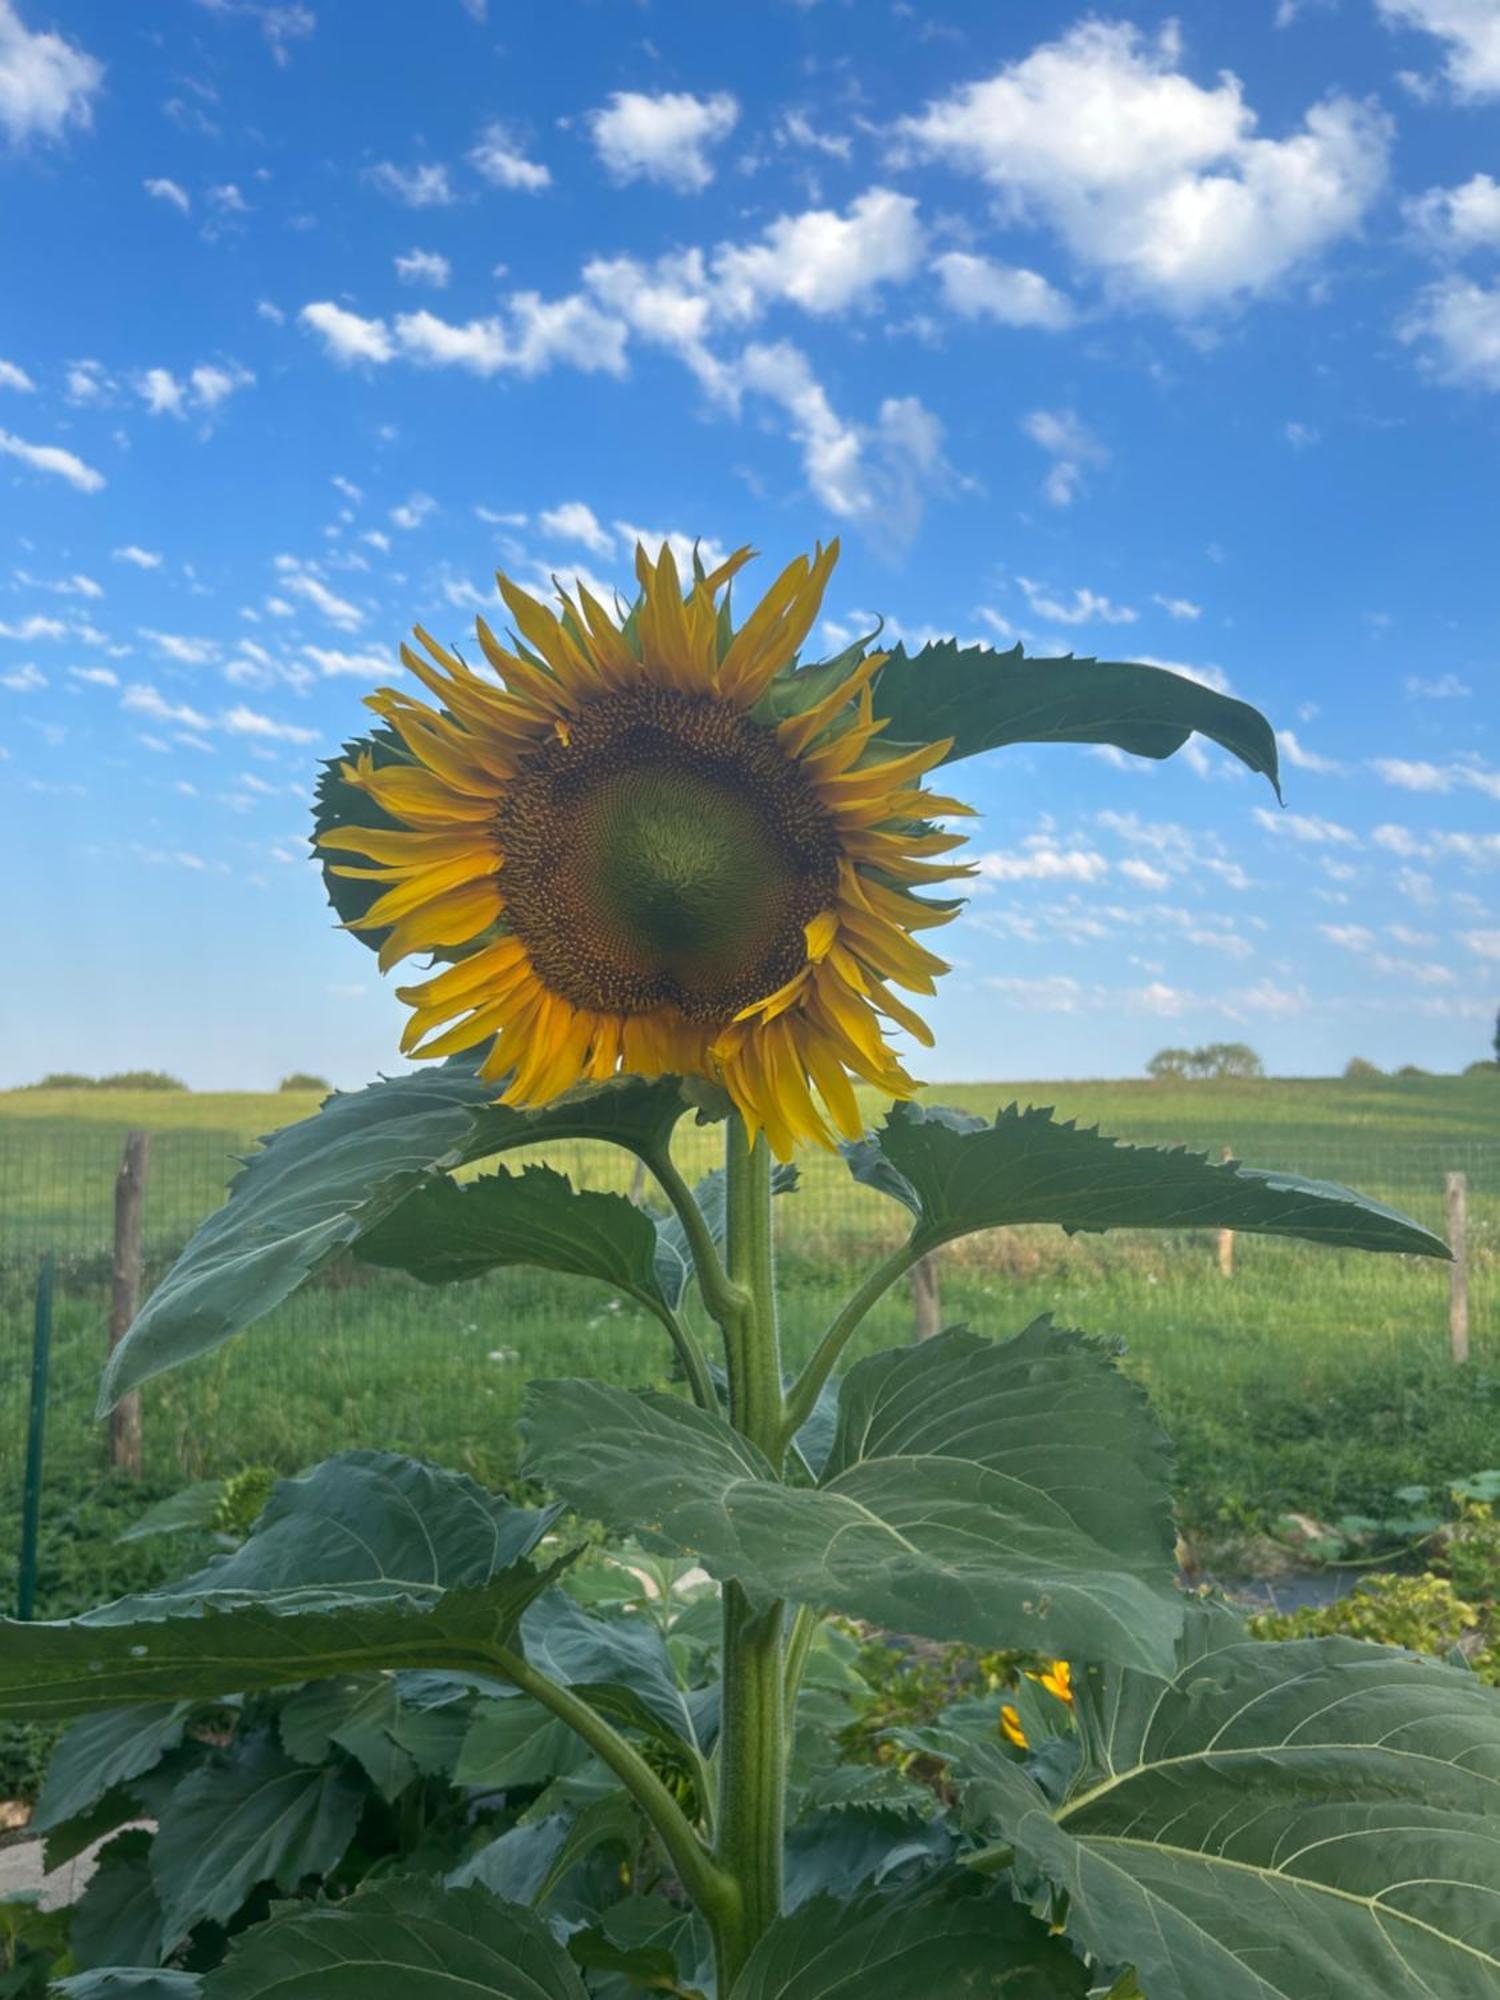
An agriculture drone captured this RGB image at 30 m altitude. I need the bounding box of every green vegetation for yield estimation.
[1145,1040,1264,1079]
[276,1072,330,1093]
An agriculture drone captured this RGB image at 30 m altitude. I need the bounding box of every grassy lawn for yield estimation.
[2,1069,1495,1590]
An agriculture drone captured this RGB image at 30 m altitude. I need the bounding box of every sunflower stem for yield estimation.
[646,1299,719,1415]
[644,1146,749,1334]
[713,1113,787,1990]
[777,1232,924,1454]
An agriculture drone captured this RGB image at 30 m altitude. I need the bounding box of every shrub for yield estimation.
[1343,1056,1383,1079]
[278,1071,331,1093]
[24,1069,187,1091]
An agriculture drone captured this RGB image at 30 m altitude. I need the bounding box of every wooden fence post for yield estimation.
[1447,1170,1470,1366]
[912,1252,942,1342]
[108,1129,151,1475]
[1216,1144,1235,1278]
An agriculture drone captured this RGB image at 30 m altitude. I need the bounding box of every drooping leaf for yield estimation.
[32,1703,195,1831]
[116,1483,224,1543]
[356,1163,671,1314]
[526,1322,1181,1673]
[848,1101,1450,1260]
[55,1972,202,1998]
[871,640,1282,795]
[456,1695,593,1791]
[566,1896,713,2000]
[728,1873,1088,1998]
[67,1831,163,1974]
[151,1732,365,1945]
[518,1589,705,1753]
[0,1574,561,1721]
[450,1795,639,1911]
[101,1061,693,1407]
[941,1612,1500,2000]
[204,1877,589,1998]
[278,1677,422,1800]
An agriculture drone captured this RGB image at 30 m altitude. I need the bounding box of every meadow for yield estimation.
[1,1069,1495,1603]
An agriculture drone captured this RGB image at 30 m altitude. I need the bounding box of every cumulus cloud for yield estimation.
[1405,172,1500,253]
[1377,0,1500,100]
[299,300,395,365]
[713,188,924,317]
[113,545,163,569]
[894,20,1389,312]
[0,427,104,491]
[977,837,1110,883]
[588,89,739,192]
[1254,805,1360,845]
[122,682,212,730]
[0,358,33,391]
[365,160,454,207]
[538,501,615,556]
[933,250,1075,329]
[0,0,102,144]
[1021,407,1108,506]
[394,247,451,288]
[1401,275,1500,389]
[135,360,254,419]
[469,121,550,192]
[300,296,629,377]
[1016,577,1137,626]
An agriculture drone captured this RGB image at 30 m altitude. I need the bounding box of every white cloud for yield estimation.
[589,88,739,192]
[122,682,211,729]
[1016,576,1137,626]
[714,188,925,317]
[538,501,614,556]
[144,176,190,213]
[390,492,436,531]
[894,20,1389,312]
[189,360,253,409]
[0,358,34,391]
[1277,728,1343,774]
[1,661,45,691]
[1462,928,1500,960]
[208,181,248,213]
[299,300,395,365]
[1118,857,1170,890]
[1401,275,1500,390]
[1284,420,1320,448]
[1377,0,1500,99]
[139,628,219,665]
[394,247,451,288]
[222,702,317,742]
[1373,823,1500,866]
[1021,406,1107,506]
[301,644,393,678]
[15,569,102,599]
[366,160,454,207]
[932,249,1074,329]
[1405,172,1500,252]
[113,544,163,569]
[0,613,66,640]
[777,110,851,162]
[68,664,117,687]
[977,838,1110,883]
[0,0,102,144]
[0,427,104,492]
[64,358,108,404]
[278,568,363,629]
[136,360,253,418]
[1406,671,1471,698]
[469,121,551,192]
[1152,593,1202,620]
[1372,754,1500,800]
[988,974,1085,1012]
[1253,804,1359,844]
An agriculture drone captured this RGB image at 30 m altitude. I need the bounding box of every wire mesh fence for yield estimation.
[2,1094,1496,1609]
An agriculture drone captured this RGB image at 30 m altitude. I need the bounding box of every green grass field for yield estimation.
[2,1070,1496,1593]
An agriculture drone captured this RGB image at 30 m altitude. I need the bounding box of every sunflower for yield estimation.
[318,541,971,1158]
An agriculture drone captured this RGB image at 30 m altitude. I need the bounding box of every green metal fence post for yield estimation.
[17,1250,55,1621]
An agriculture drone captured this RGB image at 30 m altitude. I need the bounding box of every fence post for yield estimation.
[1447,1170,1470,1366]
[911,1252,942,1341]
[1216,1143,1235,1278]
[108,1129,151,1476]
[17,1252,55,1621]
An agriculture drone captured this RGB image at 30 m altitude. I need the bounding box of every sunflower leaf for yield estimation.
[204,1878,589,1999]
[55,1975,203,1999]
[653,1162,799,1312]
[100,1060,693,1408]
[934,1610,1500,2000]
[727,1873,1087,1998]
[847,1100,1450,1260]
[526,1321,1181,1674]
[871,640,1282,795]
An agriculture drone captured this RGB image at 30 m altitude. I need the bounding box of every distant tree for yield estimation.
[1493,1005,1499,1066]
[24,1070,185,1091]
[1395,1064,1430,1079]
[1343,1056,1383,1080]
[279,1072,331,1093]
[1146,1047,1193,1080]
[1464,1059,1499,1077]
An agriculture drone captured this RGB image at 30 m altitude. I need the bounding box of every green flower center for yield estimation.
[496,688,841,1024]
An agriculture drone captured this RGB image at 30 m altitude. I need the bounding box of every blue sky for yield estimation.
[2,0,1497,1090]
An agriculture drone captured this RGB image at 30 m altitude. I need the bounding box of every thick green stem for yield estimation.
[781,1601,822,1737]
[645,1145,748,1332]
[714,1113,787,1990]
[492,1639,736,1928]
[778,1232,924,1452]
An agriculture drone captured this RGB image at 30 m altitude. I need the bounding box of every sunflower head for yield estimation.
[318,541,972,1157]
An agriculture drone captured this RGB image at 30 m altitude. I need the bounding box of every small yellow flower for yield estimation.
[1033,1659,1073,1705]
[999,1704,1029,1750]
[320,542,971,1157]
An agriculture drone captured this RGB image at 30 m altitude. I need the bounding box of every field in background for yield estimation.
[2,1070,1495,1600]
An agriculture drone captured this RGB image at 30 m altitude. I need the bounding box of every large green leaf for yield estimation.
[67,1830,163,1973]
[456,1694,592,1790]
[279,1672,466,1799]
[0,1578,559,1722]
[871,640,1282,794]
[518,1589,705,1752]
[728,1873,1087,1998]
[32,1702,195,1830]
[652,1163,799,1313]
[527,1322,1181,1672]
[100,1061,693,1407]
[313,727,412,941]
[204,1878,588,1998]
[151,1732,364,1945]
[450,1796,640,1911]
[937,1614,1500,2000]
[356,1163,671,1316]
[848,1101,1450,1260]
